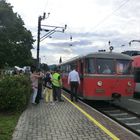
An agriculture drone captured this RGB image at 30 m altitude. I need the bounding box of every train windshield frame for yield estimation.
[96,58,115,74]
[85,57,132,75]
[116,59,132,75]
[85,58,96,74]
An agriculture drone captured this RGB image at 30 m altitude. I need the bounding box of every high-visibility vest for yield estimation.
[52,73,61,87]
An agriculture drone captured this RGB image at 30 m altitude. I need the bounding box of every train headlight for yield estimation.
[97,81,103,86]
[128,81,131,86]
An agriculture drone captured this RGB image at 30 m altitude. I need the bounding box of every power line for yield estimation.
[93,0,130,31]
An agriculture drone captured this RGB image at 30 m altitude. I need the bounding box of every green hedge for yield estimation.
[0,75,31,112]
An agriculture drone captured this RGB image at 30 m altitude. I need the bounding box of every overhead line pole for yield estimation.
[37,13,47,69]
[36,12,67,69]
[37,16,41,68]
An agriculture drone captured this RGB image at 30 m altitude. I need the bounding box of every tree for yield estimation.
[40,63,49,71]
[0,0,35,68]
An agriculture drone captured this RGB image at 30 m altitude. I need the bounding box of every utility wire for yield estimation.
[93,0,130,31]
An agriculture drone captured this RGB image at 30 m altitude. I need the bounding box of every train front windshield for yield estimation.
[116,60,132,74]
[96,59,115,74]
[96,59,132,75]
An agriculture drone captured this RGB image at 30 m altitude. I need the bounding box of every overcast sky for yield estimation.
[7,0,140,65]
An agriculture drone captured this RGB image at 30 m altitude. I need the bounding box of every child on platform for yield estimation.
[44,71,54,105]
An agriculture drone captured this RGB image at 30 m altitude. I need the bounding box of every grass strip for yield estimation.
[0,112,21,140]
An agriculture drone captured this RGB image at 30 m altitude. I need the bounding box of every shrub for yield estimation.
[0,75,31,112]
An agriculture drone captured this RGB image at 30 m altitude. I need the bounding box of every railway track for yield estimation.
[63,89,140,137]
[87,101,140,137]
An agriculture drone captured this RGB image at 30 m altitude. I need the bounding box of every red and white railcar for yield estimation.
[132,55,140,97]
[60,52,135,100]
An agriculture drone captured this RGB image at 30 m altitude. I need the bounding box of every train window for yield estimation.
[96,59,115,74]
[67,64,70,71]
[61,65,66,72]
[60,65,65,72]
[65,64,69,72]
[116,60,132,74]
[70,63,77,71]
[85,58,95,73]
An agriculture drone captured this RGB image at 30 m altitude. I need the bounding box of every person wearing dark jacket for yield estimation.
[44,71,54,104]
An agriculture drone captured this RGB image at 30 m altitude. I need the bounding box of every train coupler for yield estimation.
[112,93,121,101]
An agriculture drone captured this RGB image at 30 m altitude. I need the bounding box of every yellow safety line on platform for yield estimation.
[62,94,120,140]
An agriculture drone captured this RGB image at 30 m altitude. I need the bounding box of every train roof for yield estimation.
[60,52,132,65]
[85,52,132,60]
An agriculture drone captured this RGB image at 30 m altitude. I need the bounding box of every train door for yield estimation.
[134,68,140,97]
[132,56,140,98]
[78,59,84,97]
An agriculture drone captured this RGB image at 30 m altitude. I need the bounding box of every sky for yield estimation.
[7,0,140,65]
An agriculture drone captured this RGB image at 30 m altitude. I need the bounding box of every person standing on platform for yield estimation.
[43,71,53,104]
[35,70,44,104]
[52,69,64,102]
[30,67,41,104]
[68,65,80,102]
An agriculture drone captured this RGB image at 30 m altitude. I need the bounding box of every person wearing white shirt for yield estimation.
[68,67,80,102]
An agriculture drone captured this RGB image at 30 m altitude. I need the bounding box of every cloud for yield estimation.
[47,39,92,47]
[8,0,140,65]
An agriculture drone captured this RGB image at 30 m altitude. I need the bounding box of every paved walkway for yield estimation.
[12,97,112,140]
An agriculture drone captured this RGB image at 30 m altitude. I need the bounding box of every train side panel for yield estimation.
[62,74,134,100]
[82,75,134,100]
[62,73,69,89]
[60,52,135,100]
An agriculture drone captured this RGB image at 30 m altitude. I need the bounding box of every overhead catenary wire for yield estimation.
[92,0,131,32]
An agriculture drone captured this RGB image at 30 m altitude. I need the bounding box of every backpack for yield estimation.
[44,73,51,87]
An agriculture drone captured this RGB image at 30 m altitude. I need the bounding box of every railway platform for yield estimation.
[12,91,140,140]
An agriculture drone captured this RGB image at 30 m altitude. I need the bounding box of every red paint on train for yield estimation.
[132,55,140,97]
[132,55,140,67]
[60,52,135,100]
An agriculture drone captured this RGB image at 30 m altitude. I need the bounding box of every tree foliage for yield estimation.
[40,63,49,71]
[0,0,35,68]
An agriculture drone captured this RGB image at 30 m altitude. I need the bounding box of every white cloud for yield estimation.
[7,0,140,65]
